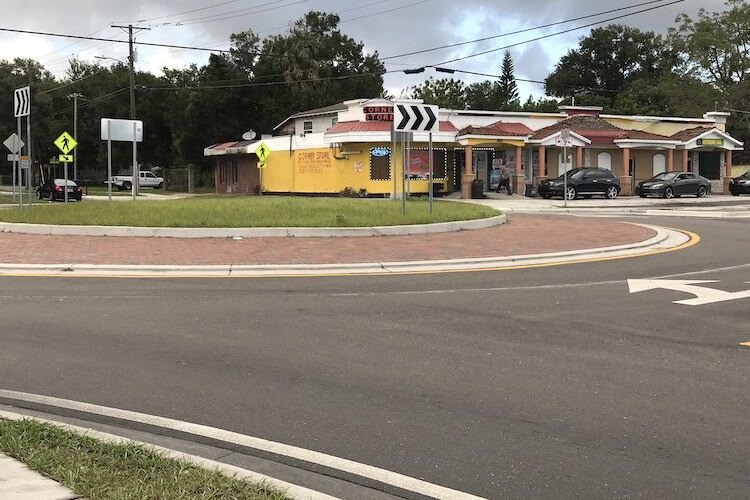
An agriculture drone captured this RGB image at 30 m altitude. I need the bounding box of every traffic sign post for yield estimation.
[393,103,439,214]
[4,133,24,202]
[54,131,78,203]
[101,118,143,202]
[255,143,270,197]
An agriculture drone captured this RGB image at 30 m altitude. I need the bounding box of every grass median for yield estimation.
[0,196,498,227]
[0,418,289,500]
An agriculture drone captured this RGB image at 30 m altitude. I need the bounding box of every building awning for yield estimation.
[671,127,744,151]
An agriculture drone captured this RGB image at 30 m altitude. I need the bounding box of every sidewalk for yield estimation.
[0,215,654,266]
[0,454,79,500]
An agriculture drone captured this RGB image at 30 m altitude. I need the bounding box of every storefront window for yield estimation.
[370,147,391,180]
[406,148,448,179]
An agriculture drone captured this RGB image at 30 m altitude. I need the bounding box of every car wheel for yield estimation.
[639,194,647,198]
[697,186,707,198]
[157,182,163,189]
[664,187,674,199]
[564,186,577,200]
[541,194,551,199]
[731,190,740,196]
[123,181,132,190]
[605,185,619,200]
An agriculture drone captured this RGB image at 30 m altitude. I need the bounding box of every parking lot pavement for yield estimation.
[0,215,655,266]
[461,193,750,213]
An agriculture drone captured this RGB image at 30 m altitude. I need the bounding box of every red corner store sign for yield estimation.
[364,106,393,122]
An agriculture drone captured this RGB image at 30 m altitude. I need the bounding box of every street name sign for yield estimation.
[54,131,77,154]
[394,104,438,133]
[6,154,18,162]
[3,133,24,154]
[14,86,30,117]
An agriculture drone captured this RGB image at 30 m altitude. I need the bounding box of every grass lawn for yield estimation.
[0,419,289,500]
[0,194,46,205]
[0,196,499,227]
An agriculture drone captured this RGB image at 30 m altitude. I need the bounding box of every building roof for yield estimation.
[616,130,676,141]
[530,114,622,140]
[457,121,533,137]
[326,120,458,134]
[669,126,715,141]
[274,102,349,131]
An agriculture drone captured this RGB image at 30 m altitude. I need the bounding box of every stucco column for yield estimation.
[461,145,475,199]
[513,145,525,195]
[682,149,689,172]
[620,148,632,195]
[723,150,734,194]
[666,149,674,172]
[537,146,547,185]
[576,146,584,168]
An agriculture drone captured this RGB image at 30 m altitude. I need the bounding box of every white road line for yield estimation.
[0,390,487,500]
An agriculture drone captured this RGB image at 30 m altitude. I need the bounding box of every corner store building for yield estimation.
[205,99,743,196]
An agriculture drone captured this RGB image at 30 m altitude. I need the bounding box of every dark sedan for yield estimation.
[729,170,750,196]
[538,167,620,200]
[36,179,83,201]
[636,172,710,199]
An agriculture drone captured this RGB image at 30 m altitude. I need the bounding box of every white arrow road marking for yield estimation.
[628,279,750,306]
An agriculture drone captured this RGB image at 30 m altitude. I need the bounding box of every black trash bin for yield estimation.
[524,184,533,197]
[431,182,443,197]
[471,179,484,199]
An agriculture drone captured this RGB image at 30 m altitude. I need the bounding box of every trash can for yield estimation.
[524,184,533,197]
[471,179,484,199]
[431,182,443,197]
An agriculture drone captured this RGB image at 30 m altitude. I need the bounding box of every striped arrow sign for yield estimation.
[394,104,438,133]
[14,86,30,117]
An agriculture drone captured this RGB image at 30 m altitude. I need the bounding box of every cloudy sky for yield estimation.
[0,0,728,100]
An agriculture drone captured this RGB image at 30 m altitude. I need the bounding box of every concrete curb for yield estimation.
[0,409,338,500]
[0,214,506,239]
[0,224,695,277]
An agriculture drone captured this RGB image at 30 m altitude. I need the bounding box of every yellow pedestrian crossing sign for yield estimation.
[59,154,73,163]
[255,142,270,163]
[257,162,266,169]
[54,131,77,154]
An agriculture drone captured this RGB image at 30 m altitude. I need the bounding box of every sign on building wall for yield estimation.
[364,106,394,122]
[697,138,723,147]
[297,150,332,174]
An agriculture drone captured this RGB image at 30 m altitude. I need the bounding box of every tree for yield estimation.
[465,81,499,110]
[544,25,673,111]
[671,0,750,92]
[409,78,466,108]
[498,50,520,110]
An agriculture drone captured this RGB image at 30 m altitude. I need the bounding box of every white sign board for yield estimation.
[100,118,143,142]
[14,86,30,118]
[20,158,31,169]
[7,153,18,162]
[3,133,24,154]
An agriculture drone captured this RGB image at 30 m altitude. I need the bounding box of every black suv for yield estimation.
[538,168,620,200]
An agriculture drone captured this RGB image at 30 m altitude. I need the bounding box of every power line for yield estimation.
[40,68,110,94]
[135,0,247,23]
[172,0,310,26]
[433,0,686,66]
[382,0,674,61]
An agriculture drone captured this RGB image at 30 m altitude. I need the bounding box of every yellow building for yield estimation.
[204,99,744,196]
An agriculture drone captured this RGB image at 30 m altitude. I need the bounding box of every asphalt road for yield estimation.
[1,216,749,499]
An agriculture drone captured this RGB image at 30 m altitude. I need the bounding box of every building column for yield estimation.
[620,148,632,195]
[666,149,674,172]
[723,150,733,194]
[461,145,475,199]
[537,146,547,185]
[682,149,689,172]
[576,146,584,168]
[513,145,525,195]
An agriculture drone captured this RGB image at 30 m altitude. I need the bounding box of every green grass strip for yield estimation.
[0,196,499,228]
[0,419,290,500]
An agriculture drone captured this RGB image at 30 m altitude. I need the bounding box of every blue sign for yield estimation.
[372,148,389,157]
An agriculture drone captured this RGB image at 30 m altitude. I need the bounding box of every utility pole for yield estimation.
[111,24,149,197]
[67,93,84,179]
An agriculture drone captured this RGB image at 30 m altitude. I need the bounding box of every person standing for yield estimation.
[497,159,512,195]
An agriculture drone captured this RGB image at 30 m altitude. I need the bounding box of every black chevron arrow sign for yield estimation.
[394,103,439,133]
[14,86,30,118]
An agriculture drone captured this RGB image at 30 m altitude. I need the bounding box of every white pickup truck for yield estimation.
[108,171,164,190]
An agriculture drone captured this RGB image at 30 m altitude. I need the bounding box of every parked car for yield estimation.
[537,168,620,200]
[728,170,750,196]
[635,172,710,198]
[36,179,83,201]
[107,171,164,190]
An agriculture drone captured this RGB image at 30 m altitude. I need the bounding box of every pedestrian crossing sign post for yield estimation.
[255,143,270,197]
[54,131,77,154]
[54,131,77,203]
